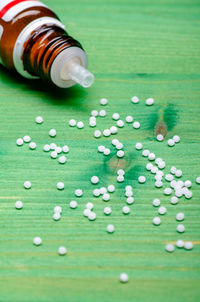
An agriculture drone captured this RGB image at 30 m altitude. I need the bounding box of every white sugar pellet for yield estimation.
[170,196,178,204]
[98,145,105,153]
[23,135,31,143]
[16,138,23,146]
[107,185,115,193]
[146,98,154,106]
[142,149,150,157]
[196,176,200,184]
[102,193,110,201]
[93,189,101,197]
[164,188,172,195]
[165,174,173,182]
[112,113,120,120]
[117,169,125,176]
[176,240,184,248]
[104,148,111,156]
[131,96,139,104]
[175,169,182,178]
[184,180,192,188]
[125,190,133,197]
[62,145,69,153]
[77,121,84,129]
[70,200,78,209]
[69,119,76,126]
[175,189,183,198]
[100,187,107,194]
[104,206,112,215]
[117,150,124,158]
[53,212,61,221]
[33,237,42,246]
[148,153,155,161]
[125,115,133,123]
[49,129,56,137]
[156,134,164,141]
[107,224,115,233]
[158,161,166,169]
[120,273,129,283]
[122,206,130,214]
[155,181,163,188]
[133,121,140,129]
[99,109,106,117]
[170,180,177,188]
[115,142,123,150]
[110,126,118,134]
[54,206,62,213]
[155,174,162,181]
[35,116,43,124]
[91,176,99,184]
[86,202,94,210]
[75,189,83,197]
[184,241,193,250]
[126,197,134,204]
[112,138,119,146]
[58,246,67,255]
[168,139,175,147]
[58,156,66,164]
[88,212,96,221]
[100,98,108,106]
[153,217,161,225]
[50,143,56,150]
[55,146,62,154]
[116,120,124,128]
[146,163,153,170]
[173,135,180,143]
[138,176,146,183]
[157,171,164,177]
[153,198,160,207]
[151,166,158,174]
[43,144,50,152]
[103,129,111,137]
[91,110,98,117]
[117,175,124,182]
[165,243,175,253]
[51,151,58,159]
[29,142,36,149]
[155,158,162,165]
[177,224,185,233]
[94,130,101,138]
[125,185,132,191]
[176,212,184,221]
[135,142,143,150]
[24,181,31,189]
[170,166,177,174]
[89,119,96,127]
[158,206,167,215]
[57,182,64,190]
[15,201,23,209]
[185,190,192,199]
[83,208,91,217]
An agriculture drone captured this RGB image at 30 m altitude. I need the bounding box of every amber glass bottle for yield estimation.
[0,0,94,88]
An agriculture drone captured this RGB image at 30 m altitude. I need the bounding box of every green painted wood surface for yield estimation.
[0,0,200,301]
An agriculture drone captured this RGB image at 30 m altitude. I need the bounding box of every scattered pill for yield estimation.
[168,139,175,147]
[173,135,180,143]
[58,246,67,255]
[170,166,177,174]
[116,120,124,127]
[62,145,69,153]
[99,109,106,117]
[29,142,36,149]
[75,189,83,197]
[125,190,133,197]
[112,138,119,146]
[24,181,31,189]
[177,224,185,233]
[43,144,50,152]
[165,243,175,253]
[23,135,31,143]
[98,145,105,153]
[148,153,155,161]
[100,98,108,105]
[117,150,124,158]
[58,156,66,164]
[103,129,111,137]
[164,188,172,195]
[35,116,43,124]
[69,119,76,126]
[156,134,164,141]
[102,193,110,201]
[110,126,118,134]
[131,96,139,103]
[158,161,165,169]
[15,201,23,209]
[53,212,61,220]
[70,200,78,209]
[135,142,143,150]
[93,189,101,197]
[91,176,99,184]
[16,138,23,146]
[107,224,115,233]
[158,206,167,215]
[50,143,56,150]
[88,212,96,221]
[120,273,129,283]
[122,206,130,214]
[133,121,140,129]
[126,197,134,204]
[176,240,184,248]
[138,176,146,183]
[91,110,98,117]
[86,202,94,210]
[145,98,154,105]
[152,198,160,207]
[33,237,42,246]
[117,169,125,176]
[170,196,178,204]
[146,163,153,170]
[77,121,84,129]
[55,146,62,154]
[176,212,184,221]
[89,119,96,127]
[107,185,115,193]
[104,148,111,156]
[155,181,163,188]
[153,217,161,225]
[175,169,182,177]
[104,207,112,215]
[57,182,64,190]
[184,241,193,250]
[196,176,200,184]
[184,180,192,188]
[51,151,58,159]
[117,175,124,182]
[142,149,150,157]
[151,166,158,174]
[54,206,62,213]
[125,116,133,123]
[112,113,120,120]
[83,208,91,217]
[165,174,173,182]
[49,129,56,137]
[94,130,101,138]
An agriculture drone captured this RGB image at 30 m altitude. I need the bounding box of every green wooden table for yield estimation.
[0,0,200,301]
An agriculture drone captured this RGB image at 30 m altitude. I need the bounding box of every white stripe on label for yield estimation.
[0,0,15,10]
[2,1,47,22]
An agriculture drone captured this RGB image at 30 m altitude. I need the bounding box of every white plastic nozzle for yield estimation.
[65,62,94,88]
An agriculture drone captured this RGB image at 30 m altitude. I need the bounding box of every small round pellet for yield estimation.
[142,149,150,157]
[164,188,172,195]
[24,181,31,189]
[112,113,120,120]
[51,151,57,159]
[115,142,123,150]
[99,110,106,117]
[75,189,83,197]
[176,212,184,221]
[89,119,96,127]
[15,201,23,209]
[117,175,124,182]
[152,198,160,207]
[54,206,62,213]
[135,142,143,150]
[70,200,78,209]
[91,110,98,117]
[104,148,111,156]
[146,98,154,106]
[184,241,193,250]
[62,145,69,153]
[151,166,158,174]
[58,156,66,164]
[69,119,76,126]
[100,98,108,105]
[184,180,192,188]
[158,161,165,169]
[102,193,110,201]
[103,129,111,137]
[50,143,56,150]
[165,174,173,182]
[91,176,99,184]
[153,217,161,225]
[104,206,112,215]
[126,197,134,204]
[49,129,56,137]
[170,196,178,204]
[77,121,84,129]
[155,174,162,181]
[131,96,139,103]
[33,237,42,246]
[175,189,183,198]
[165,243,175,253]
[107,224,115,233]
[125,185,132,191]
[176,224,185,233]
[86,202,94,210]
[110,126,118,134]
[53,212,61,220]
[98,145,105,153]
[170,180,177,188]
[185,190,192,199]
[117,150,124,158]
[158,206,167,215]
[155,158,162,165]
[58,246,67,255]
[93,189,101,197]
[125,190,133,197]
[117,169,125,176]
[16,138,23,146]
[138,176,146,183]
[88,212,96,221]
[146,163,153,170]
[125,115,133,123]
[55,146,62,154]
[29,142,36,149]
[122,206,130,214]
[168,139,175,147]
[120,273,129,283]
[133,121,140,129]
[116,120,124,128]
[35,116,43,124]
[175,169,182,178]
[23,135,31,143]
[155,181,163,188]
[196,176,200,184]
[170,166,177,174]
[157,171,164,177]
[156,134,164,141]
[43,144,50,152]
[148,153,155,161]
[176,240,184,248]
[57,182,64,190]
[112,138,119,146]
[107,185,115,193]
[173,135,180,143]
[83,208,91,217]
[94,130,101,138]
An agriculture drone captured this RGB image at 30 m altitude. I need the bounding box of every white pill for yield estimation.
[164,188,172,195]
[125,116,133,123]
[98,145,105,152]
[86,202,94,210]
[135,142,143,150]
[120,273,129,283]
[158,161,166,169]
[125,185,132,191]
[99,109,106,117]
[15,201,23,209]
[153,198,160,207]
[104,207,112,215]
[146,98,154,105]
[175,189,183,198]
[165,243,175,252]
[54,206,62,213]
[102,193,110,201]
[116,120,124,127]
[125,191,133,197]
[100,187,107,194]
[69,119,76,126]
[146,163,153,170]
[168,139,175,147]
[100,98,108,105]
[62,145,69,153]
[91,176,99,184]
[170,166,177,174]
[91,110,98,117]
[107,224,115,233]
[117,150,124,158]
[151,166,158,174]
[115,143,123,150]
[29,142,36,149]
[43,144,50,152]
[177,224,185,233]
[156,134,164,141]
[88,212,96,220]
[75,189,83,197]
[142,149,150,157]
[49,129,56,137]
[58,155,66,164]
[16,138,23,146]
[155,181,163,188]
[50,143,56,150]
[58,246,67,255]
[165,174,173,182]
[107,185,115,193]
[70,200,78,209]
[55,146,62,154]
[104,148,111,156]
[133,121,140,129]
[138,176,146,183]
[89,119,96,127]
[153,217,161,225]
[196,176,200,184]
[170,196,178,204]
[175,169,182,177]
[33,237,42,246]
[117,175,124,182]
[117,169,125,176]
[77,121,84,129]
[148,153,155,161]
[93,189,101,197]
[83,208,91,217]
[155,158,162,165]
[176,212,184,221]
[126,197,134,204]
[131,96,139,103]
[185,190,192,199]
[158,206,167,215]
[35,116,43,124]
[173,135,180,143]
[23,135,31,143]
[176,240,184,248]
[103,129,111,137]
[122,206,130,214]
[24,181,31,189]
[155,174,162,181]
[94,130,101,138]
[184,180,192,188]
[184,241,193,250]
[110,126,118,134]
[57,182,64,190]
[53,212,61,220]
[112,113,120,120]
[51,151,58,159]
[112,138,119,146]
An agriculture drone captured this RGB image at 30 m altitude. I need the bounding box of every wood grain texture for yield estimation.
[0,0,200,301]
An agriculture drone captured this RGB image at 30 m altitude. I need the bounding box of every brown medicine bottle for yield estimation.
[0,0,94,88]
